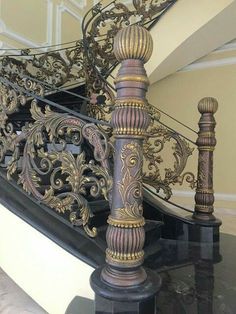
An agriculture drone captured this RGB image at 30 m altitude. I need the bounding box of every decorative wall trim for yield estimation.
[68,0,87,10]
[180,56,236,72]
[213,40,236,54]
[0,41,18,56]
[55,4,82,44]
[0,0,53,51]
[180,38,236,73]
[46,0,54,48]
[173,190,236,202]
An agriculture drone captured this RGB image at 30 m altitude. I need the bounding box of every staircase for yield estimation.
[0,1,232,314]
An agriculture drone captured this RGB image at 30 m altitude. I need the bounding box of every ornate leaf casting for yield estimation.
[0,95,112,237]
[0,81,27,129]
[143,110,197,200]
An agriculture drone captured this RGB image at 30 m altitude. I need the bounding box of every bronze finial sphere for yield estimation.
[198,97,218,114]
[113,25,153,63]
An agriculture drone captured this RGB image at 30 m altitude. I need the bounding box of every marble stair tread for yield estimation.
[0,268,47,314]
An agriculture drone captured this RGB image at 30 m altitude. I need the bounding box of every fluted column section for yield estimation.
[193,97,218,221]
[101,25,153,287]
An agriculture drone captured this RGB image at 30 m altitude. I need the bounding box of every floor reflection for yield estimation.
[65,296,94,314]
[144,234,236,314]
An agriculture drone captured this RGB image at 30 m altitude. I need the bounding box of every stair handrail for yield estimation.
[0,77,111,126]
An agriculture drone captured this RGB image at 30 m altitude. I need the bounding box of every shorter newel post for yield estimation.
[90,25,161,314]
[193,97,218,221]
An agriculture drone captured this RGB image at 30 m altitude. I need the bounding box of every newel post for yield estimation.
[90,25,161,313]
[193,97,219,221]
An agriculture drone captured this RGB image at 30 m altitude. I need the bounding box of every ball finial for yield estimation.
[198,97,218,114]
[113,25,153,63]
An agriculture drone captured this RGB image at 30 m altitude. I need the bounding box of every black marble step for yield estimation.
[0,169,164,269]
[92,233,236,314]
[1,158,235,314]
[151,234,235,314]
[143,188,221,243]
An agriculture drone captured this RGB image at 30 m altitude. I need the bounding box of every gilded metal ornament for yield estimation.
[0,91,112,237]
[143,107,197,199]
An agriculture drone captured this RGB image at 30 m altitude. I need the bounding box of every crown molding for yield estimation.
[180,38,236,72]
[213,40,236,54]
[180,56,236,72]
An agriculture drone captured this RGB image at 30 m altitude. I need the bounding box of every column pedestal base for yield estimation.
[90,267,161,314]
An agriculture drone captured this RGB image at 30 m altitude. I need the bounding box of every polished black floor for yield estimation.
[148,234,236,314]
[1,169,235,313]
[93,233,236,314]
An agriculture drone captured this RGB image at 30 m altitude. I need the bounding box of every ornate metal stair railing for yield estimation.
[0,77,113,237]
[0,0,219,233]
[0,68,199,211]
[0,0,178,121]
[81,0,196,204]
[0,40,85,88]
[143,104,197,200]
[142,97,219,223]
[0,71,200,222]
[82,0,177,119]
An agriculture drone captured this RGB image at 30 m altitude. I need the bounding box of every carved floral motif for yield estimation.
[117,142,143,219]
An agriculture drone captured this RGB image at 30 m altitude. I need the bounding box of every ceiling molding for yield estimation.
[0,0,53,51]
[180,38,236,72]
[213,40,236,54]
[180,56,236,72]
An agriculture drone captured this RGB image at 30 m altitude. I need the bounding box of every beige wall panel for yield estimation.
[147,64,236,202]
[61,9,82,42]
[1,0,49,44]
[0,0,94,49]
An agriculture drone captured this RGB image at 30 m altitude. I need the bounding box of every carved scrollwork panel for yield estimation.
[2,100,112,237]
[143,113,197,200]
[115,141,143,220]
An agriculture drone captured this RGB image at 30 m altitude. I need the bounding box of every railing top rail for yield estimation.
[0,40,83,58]
[14,73,90,102]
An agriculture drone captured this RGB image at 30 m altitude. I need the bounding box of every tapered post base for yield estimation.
[90,267,161,314]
